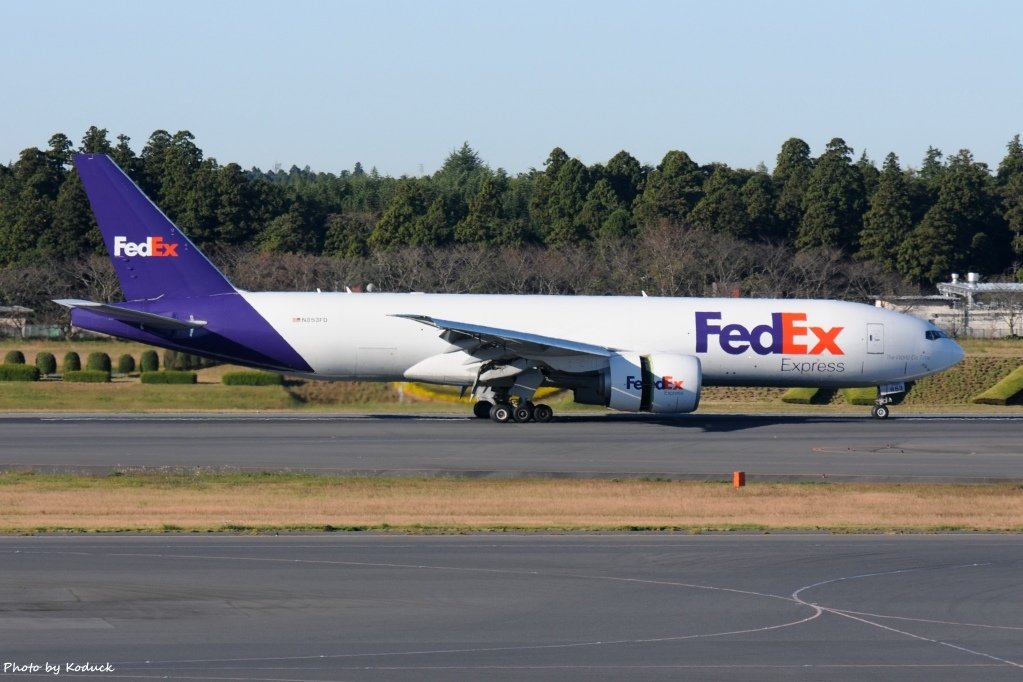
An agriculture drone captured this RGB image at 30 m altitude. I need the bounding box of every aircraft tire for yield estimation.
[490,402,513,423]
[513,404,534,423]
[871,404,890,419]
[533,404,554,423]
[473,401,493,419]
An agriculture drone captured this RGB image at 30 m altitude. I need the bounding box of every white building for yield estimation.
[876,273,1023,338]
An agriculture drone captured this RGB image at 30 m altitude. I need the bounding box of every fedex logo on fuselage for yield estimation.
[696,312,844,356]
[113,235,179,257]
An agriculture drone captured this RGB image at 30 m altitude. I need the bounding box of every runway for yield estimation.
[1,534,1020,681]
[2,412,1023,482]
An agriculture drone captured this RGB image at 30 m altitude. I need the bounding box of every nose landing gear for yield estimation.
[871,382,907,419]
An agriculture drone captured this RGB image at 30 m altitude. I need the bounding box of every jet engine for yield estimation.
[587,352,702,414]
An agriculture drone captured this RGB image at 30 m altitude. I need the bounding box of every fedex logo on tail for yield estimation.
[696,312,844,356]
[113,236,179,257]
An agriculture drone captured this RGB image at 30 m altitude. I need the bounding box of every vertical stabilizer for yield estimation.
[74,154,235,301]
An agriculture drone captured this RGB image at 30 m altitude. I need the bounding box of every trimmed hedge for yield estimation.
[86,351,112,372]
[140,370,197,384]
[4,350,25,364]
[63,351,81,372]
[35,352,57,376]
[140,349,159,372]
[64,370,111,383]
[222,371,284,386]
[780,387,818,404]
[841,387,878,405]
[971,367,1023,405]
[0,364,41,381]
[117,353,136,374]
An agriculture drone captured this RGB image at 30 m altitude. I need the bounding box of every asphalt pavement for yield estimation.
[0,534,1020,681]
[2,412,1022,481]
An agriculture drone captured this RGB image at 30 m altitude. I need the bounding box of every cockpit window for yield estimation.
[925,330,949,340]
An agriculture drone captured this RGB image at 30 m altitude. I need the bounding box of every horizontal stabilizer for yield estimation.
[54,299,207,331]
[393,314,613,358]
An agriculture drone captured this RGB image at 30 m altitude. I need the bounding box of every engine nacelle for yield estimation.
[606,352,702,414]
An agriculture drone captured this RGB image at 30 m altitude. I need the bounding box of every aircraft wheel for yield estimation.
[533,404,554,423]
[490,402,513,423]
[871,404,890,419]
[473,400,493,419]
[513,404,534,423]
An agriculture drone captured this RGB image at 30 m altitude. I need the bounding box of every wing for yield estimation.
[392,314,614,359]
[54,299,207,331]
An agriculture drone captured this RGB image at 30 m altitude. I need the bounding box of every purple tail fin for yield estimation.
[74,154,235,301]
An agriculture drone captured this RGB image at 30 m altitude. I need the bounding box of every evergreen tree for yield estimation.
[996,134,1023,259]
[534,156,592,246]
[215,162,256,245]
[420,195,454,245]
[604,150,645,206]
[772,138,813,239]
[919,146,946,196]
[689,165,752,239]
[0,148,62,264]
[900,149,1004,282]
[528,147,571,236]
[633,150,704,227]
[856,151,880,198]
[456,172,510,245]
[858,153,913,271]
[796,138,866,253]
[739,170,778,241]
[139,129,173,200]
[577,178,627,240]
[80,126,114,155]
[111,134,138,173]
[323,212,372,257]
[40,168,98,258]
[255,211,311,253]
[369,178,430,249]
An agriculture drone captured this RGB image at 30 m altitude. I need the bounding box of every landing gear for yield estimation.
[489,402,513,423]
[471,371,555,423]
[871,382,905,419]
[513,402,534,423]
[481,399,554,423]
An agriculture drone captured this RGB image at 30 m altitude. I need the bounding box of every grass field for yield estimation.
[1,473,1021,533]
[2,337,1023,413]
[3,338,1023,536]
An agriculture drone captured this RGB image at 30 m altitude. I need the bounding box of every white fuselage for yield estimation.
[240,292,964,388]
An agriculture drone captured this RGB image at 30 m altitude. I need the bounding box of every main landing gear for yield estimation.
[472,400,554,423]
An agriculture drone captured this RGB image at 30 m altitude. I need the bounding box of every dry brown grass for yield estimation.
[1,475,1021,532]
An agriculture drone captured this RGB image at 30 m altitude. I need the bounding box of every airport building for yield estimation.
[877,273,1023,338]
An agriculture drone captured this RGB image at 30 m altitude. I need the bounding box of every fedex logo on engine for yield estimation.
[696,312,844,356]
[626,375,684,391]
[113,236,179,257]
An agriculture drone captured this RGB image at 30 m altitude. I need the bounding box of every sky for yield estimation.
[3,0,1022,177]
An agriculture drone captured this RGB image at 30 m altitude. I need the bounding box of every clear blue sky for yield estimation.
[3,0,1022,177]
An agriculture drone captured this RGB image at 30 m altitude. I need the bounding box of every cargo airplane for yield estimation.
[57,154,964,422]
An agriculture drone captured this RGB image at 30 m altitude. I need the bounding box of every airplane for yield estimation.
[57,153,965,422]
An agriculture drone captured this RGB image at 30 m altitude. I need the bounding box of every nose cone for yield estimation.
[939,339,966,371]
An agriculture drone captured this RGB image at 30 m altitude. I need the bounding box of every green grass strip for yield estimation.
[780,387,818,404]
[971,366,1023,405]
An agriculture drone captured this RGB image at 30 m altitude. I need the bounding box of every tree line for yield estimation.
[1,126,1022,317]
